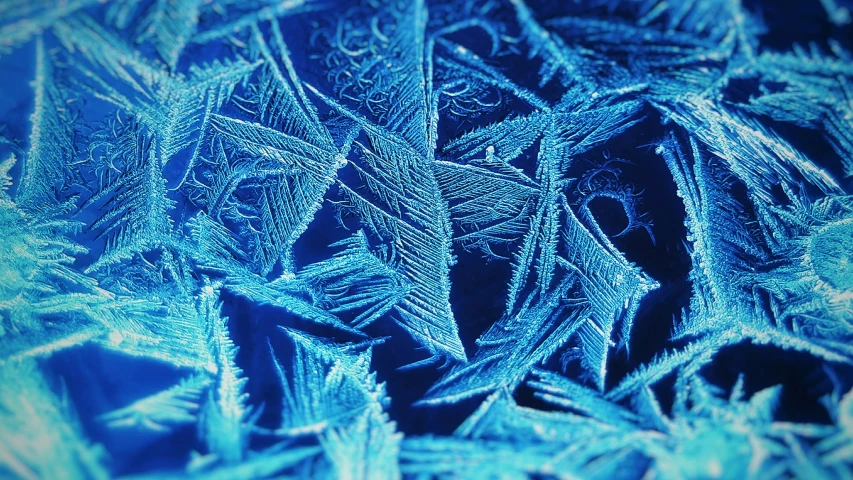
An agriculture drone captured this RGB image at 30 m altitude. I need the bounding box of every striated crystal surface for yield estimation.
[0,0,852,478]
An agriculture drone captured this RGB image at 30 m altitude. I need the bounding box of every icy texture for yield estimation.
[0,0,852,478]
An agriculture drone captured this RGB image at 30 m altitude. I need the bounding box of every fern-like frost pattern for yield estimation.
[0,0,852,478]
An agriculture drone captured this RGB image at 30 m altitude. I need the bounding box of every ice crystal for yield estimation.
[0,0,852,478]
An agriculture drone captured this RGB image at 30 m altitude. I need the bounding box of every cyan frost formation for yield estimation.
[0,0,852,478]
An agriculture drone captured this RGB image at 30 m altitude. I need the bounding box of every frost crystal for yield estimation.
[0,0,852,478]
